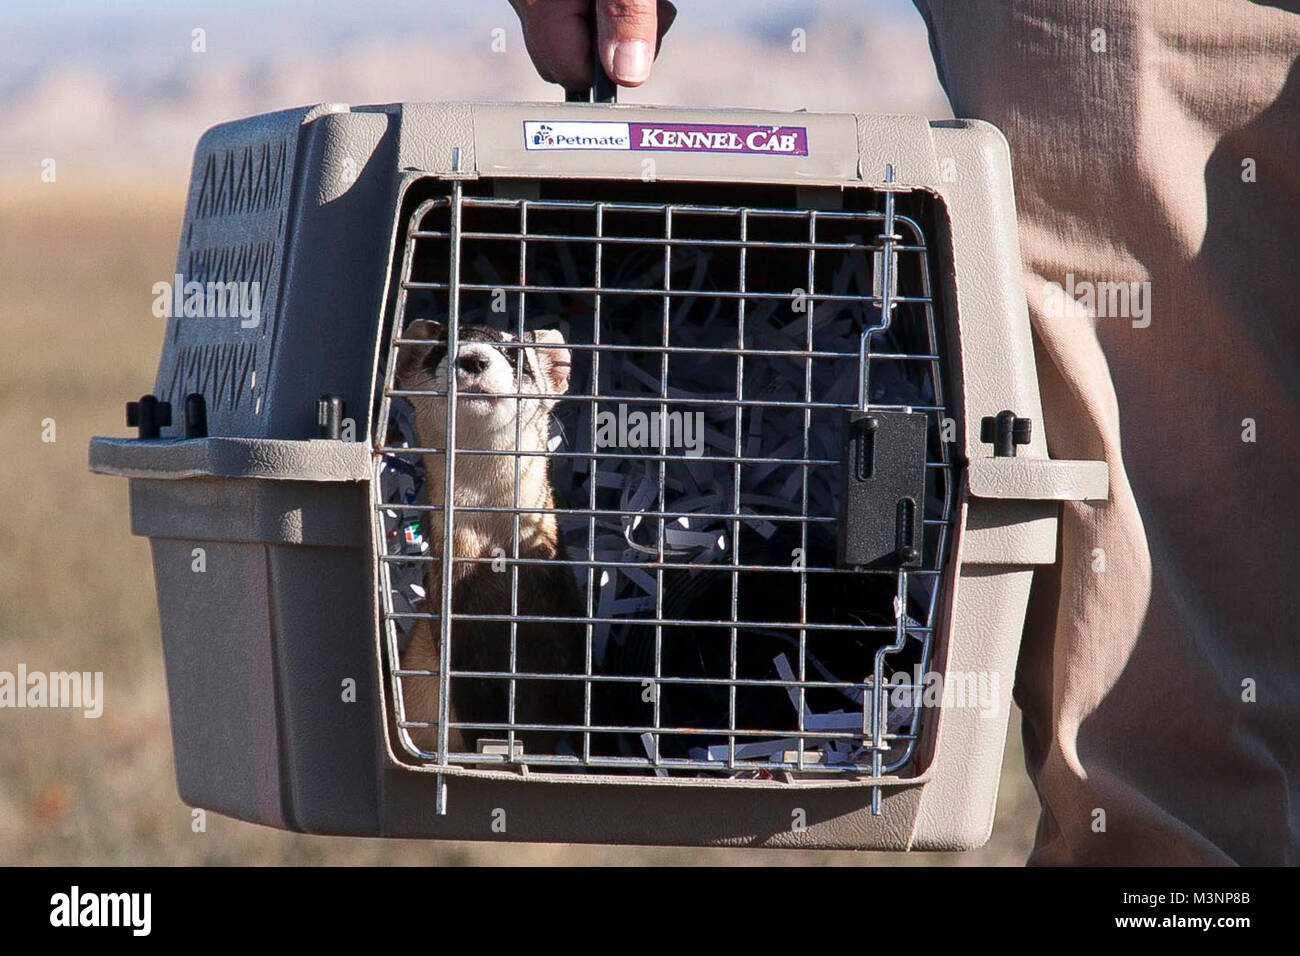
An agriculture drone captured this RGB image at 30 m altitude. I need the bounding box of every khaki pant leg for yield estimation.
[913,0,1300,864]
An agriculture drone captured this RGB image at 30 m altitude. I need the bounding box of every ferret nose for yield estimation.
[456,352,489,376]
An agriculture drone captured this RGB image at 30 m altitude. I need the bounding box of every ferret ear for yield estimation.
[404,319,446,341]
[531,328,570,395]
[395,319,446,384]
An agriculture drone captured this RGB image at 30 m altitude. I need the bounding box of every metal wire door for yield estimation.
[374,174,955,813]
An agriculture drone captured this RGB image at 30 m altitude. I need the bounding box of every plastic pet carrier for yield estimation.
[89,86,1107,849]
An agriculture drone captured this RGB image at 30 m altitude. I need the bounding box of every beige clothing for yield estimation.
[914,0,1300,863]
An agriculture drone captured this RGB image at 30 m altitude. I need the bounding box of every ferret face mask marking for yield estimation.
[396,320,571,447]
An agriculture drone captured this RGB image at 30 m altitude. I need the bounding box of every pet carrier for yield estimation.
[89,89,1107,849]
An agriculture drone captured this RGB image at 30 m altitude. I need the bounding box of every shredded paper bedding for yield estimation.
[382,237,938,768]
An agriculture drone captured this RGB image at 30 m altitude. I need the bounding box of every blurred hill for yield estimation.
[0,0,949,188]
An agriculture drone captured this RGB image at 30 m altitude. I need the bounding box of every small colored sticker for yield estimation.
[524,120,808,156]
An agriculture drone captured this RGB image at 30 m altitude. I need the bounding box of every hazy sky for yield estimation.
[0,0,948,182]
[0,1,924,82]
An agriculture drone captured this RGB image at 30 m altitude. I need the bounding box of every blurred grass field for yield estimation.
[0,186,1039,865]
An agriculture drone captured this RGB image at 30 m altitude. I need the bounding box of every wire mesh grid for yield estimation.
[372,177,955,811]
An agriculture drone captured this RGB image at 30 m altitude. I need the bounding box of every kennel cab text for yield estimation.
[525,120,809,156]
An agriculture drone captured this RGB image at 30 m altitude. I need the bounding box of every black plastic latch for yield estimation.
[979,410,1032,457]
[126,394,171,439]
[183,393,208,438]
[316,394,344,439]
[837,409,928,569]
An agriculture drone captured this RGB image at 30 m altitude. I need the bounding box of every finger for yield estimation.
[596,0,671,87]
[510,0,593,91]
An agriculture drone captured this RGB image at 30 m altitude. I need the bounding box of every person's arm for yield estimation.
[508,0,676,91]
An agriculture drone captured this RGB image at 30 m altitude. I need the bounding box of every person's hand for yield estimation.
[509,0,677,91]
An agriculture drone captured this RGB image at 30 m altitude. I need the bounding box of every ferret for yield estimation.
[394,320,585,760]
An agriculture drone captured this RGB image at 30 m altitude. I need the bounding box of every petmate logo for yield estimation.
[524,120,808,155]
[524,121,631,150]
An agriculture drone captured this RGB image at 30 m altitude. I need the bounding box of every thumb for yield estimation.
[596,0,675,87]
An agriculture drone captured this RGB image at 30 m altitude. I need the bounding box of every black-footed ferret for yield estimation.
[395,320,585,759]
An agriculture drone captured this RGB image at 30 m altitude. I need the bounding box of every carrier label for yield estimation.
[524,121,808,156]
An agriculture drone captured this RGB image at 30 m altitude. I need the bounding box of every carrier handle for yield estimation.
[564,0,618,104]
